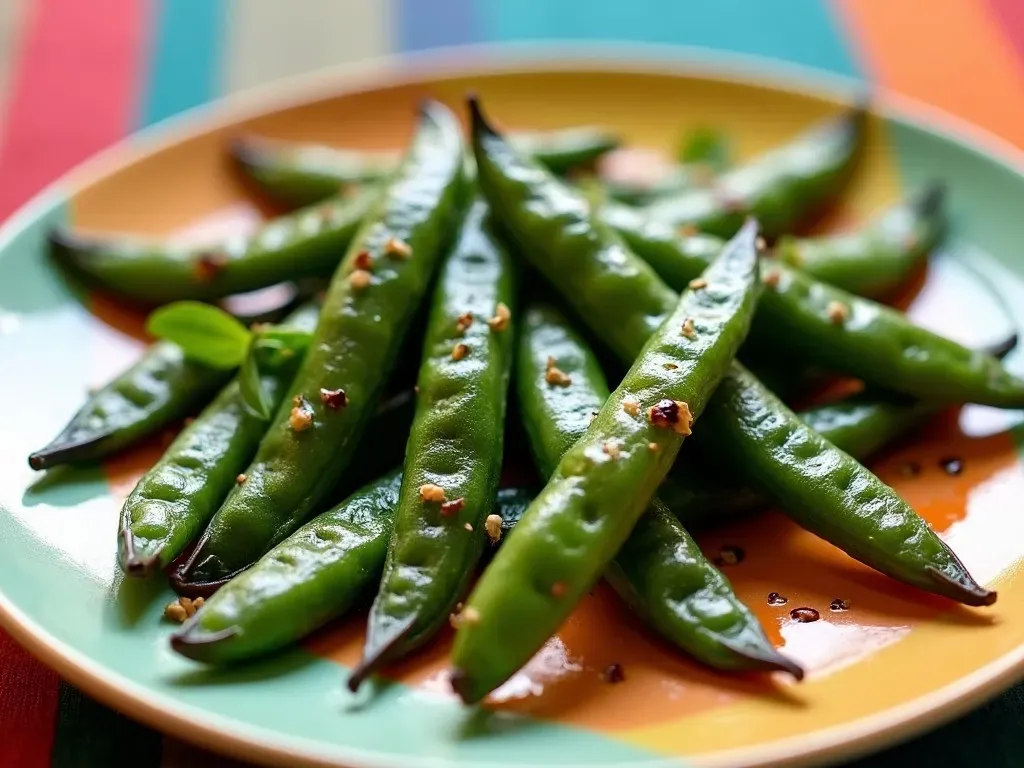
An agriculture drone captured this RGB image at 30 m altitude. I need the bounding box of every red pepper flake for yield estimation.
[441,497,465,516]
[455,312,474,334]
[419,484,446,503]
[602,663,626,684]
[767,592,788,606]
[193,250,228,282]
[647,399,693,435]
[319,387,348,410]
[790,607,820,623]
[551,581,566,598]
[353,250,374,271]
[451,343,469,361]
[830,598,850,612]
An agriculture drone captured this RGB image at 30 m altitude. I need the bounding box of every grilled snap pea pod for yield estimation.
[231,127,619,210]
[776,182,946,298]
[349,199,517,690]
[644,105,866,238]
[452,101,763,703]
[699,364,996,606]
[171,473,536,664]
[462,96,990,633]
[171,101,467,592]
[608,202,1024,407]
[29,342,231,471]
[49,186,378,305]
[118,303,321,577]
[517,302,800,678]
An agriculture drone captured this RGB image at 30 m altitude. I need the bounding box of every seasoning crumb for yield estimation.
[236,473,248,485]
[602,663,626,684]
[755,236,767,252]
[451,343,469,361]
[681,318,696,338]
[688,277,708,290]
[830,598,850,612]
[319,387,348,410]
[790,607,820,623]
[487,302,511,332]
[289,401,313,432]
[441,497,465,516]
[348,269,372,290]
[603,440,621,459]
[545,366,572,387]
[385,236,413,259]
[714,545,745,567]
[464,522,474,532]
[763,270,780,288]
[419,484,446,503]
[678,224,698,237]
[767,592,788,606]
[451,606,480,627]
[647,399,693,435]
[551,581,566,598]
[826,300,849,324]
[455,311,473,334]
[353,250,374,271]
[622,398,639,417]
[164,596,204,623]
[648,442,660,452]
[193,251,228,282]
[663,362,678,370]
[485,514,503,543]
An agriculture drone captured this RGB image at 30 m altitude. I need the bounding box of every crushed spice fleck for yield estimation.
[419,483,446,503]
[455,311,473,334]
[648,399,693,435]
[385,236,412,259]
[603,440,621,459]
[826,300,849,324]
[487,302,511,332]
[289,400,313,432]
[450,606,480,628]
[236,473,248,485]
[485,514,503,543]
[164,596,204,623]
[319,387,348,410]
[763,270,781,288]
[678,224,698,237]
[353,250,374,271]
[681,318,696,338]
[663,362,678,370]
[451,343,469,361]
[464,522,474,532]
[441,497,465,516]
[688,277,708,290]
[551,581,566,598]
[648,442,660,452]
[545,365,572,387]
[622,398,639,417]
[348,269,372,290]
[193,251,228,282]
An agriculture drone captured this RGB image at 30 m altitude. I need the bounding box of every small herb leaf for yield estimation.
[147,302,252,369]
[239,338,272,420]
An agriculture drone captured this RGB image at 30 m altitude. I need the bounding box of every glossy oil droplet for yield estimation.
[830,598,850,612]
[790,607,820,623]
[940,456,964,476]
[767,592,788,606]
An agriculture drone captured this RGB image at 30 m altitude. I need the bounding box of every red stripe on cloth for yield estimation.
[987,0,1024,67]
[0,0,151,221]
[0,634,59,768]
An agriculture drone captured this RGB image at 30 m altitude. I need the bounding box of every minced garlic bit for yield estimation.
[348,269,372,290]
[763,270,781,288]
[450,606,480,628]
[484,514,503,543]
[648,442,660,452]
[319,387,348,410]
[289,398,314,432]
[678,224,699,237]
[487,302,511,332]
[419,483,446,503]
[236,473,248,485]
[464,522,474,532]
[441,497,464,516]
[681,318,696,338]
[193,250,228,282]
[353,250,374,271]
[688,277,708,290]
[544,358,572,387]
[648,399,693,436]
[551,582,566,598]
[622,398,639,417]
[455,311,473,334]
[755,236,767,252]
[827,300,849,324]
[385,236,412,259]
[164,596,204,623]
[451,342,469,361]
[603,440,621,459]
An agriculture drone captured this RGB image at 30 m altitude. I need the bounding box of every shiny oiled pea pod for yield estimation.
[461,93,991,685]
[28,341,231,471]
[230,127,620,210]
[643,105,867,238]
[171,101,468,593]
[452,99,764,702]
[49,185,378,305]
[516,302,801,678]
[170,472,536,664]
[349,198,518,690]
[118,302,321,578]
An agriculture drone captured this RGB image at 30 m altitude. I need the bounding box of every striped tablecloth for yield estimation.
[3,1,1024,765]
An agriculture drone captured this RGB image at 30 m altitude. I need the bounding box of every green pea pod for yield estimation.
[601,163,710,207]
[170,473,537,665]
[118,303,321,577]
[517,302,800,678]
[700,364,995,605]
[349,199,517,689]
[231,128,619,210]
[608,202,1024,407]
[172,101,467,592]
[28,342,231,471]
[49,187,378,304]
[453,101,763,702]
[644,105,866,238]
[775,183,945,298]
[462,97,990,625]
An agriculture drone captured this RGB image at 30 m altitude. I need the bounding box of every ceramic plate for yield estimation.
[2,48,1024,768]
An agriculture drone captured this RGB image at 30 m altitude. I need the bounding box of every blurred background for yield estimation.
[2,0,1024,766]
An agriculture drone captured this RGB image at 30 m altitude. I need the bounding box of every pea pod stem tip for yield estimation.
[717,639,805,680]
[347,616,418,692]
[119,528,162,579]
[926,565,997,607]
[170,624,239,661]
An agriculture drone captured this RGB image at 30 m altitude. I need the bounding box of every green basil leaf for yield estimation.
[147,301,252,369]
[678,126,730,170]
[239,338,272,420]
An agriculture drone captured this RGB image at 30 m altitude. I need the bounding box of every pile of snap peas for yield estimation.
[31,93,1024,706]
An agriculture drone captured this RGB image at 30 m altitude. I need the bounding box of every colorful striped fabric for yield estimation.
[2,0,1024,765]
